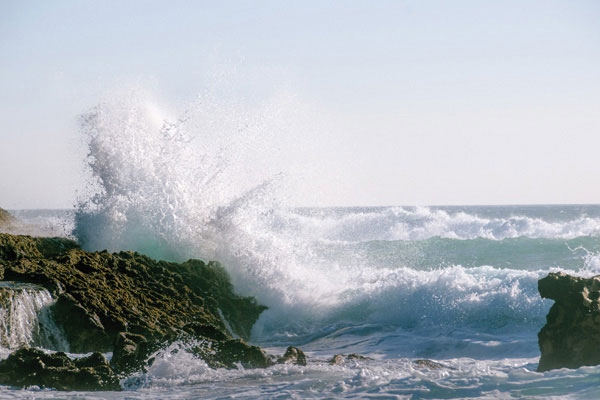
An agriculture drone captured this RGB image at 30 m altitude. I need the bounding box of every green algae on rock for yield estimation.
[0,233,264,345]
[0,348,121,391]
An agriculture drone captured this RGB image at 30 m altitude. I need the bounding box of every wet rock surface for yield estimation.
[277,346,307,366]
[111,332,150,375]
[537,272,600,371]
[0,233,265,343]
[413,359,448,369]
[0,232,273,390]
[328,353,371,365]
[0,347,120,391]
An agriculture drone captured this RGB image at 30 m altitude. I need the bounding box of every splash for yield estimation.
[72,89,600,348]
[0,282,68,355]
[74,88,287,261]
[72,88,328,321]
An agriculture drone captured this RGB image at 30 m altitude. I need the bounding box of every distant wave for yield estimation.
[286,206,600,242]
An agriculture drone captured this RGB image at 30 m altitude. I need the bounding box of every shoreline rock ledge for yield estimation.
[0,231,295,391]
[537,272,600,372]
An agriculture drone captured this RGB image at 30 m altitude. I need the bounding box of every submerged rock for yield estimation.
[537,272,600,371]
[277,346,307,366]
[201,338,273,369]
[110,326,274,374]
[0,347,120,391]
[328,353,371,365]
[413,359,447,369]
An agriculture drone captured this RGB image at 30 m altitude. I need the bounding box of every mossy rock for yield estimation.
[0,232,272,383]
[0,347,120,391]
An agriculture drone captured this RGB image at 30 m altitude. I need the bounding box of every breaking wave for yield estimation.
[72,89,600,358]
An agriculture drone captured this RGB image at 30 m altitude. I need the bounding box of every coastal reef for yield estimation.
[0,230,277,390]
[537,272,600,371]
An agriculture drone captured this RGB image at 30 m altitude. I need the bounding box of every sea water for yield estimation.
[2,94,600,398]
[5,205,600,399]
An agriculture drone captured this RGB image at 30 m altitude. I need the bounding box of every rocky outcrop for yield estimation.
[0,233,265,346]
[0,232,275,389]
[0,208,16,229]
[537,272,600,371]
[109,327,273,375]
[0,348,120,391]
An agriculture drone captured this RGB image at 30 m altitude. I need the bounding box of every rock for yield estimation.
[277,346,307,366]
[0,347,120,391]
[111,332,150,375]
[111,325,275,373]
[52,293,113,353]
[192,338,274,369]
[413,359,447,369]
[537,272,600,371]
[0,232,273,382]
[0,233,265,349]
[182,321,229,341]
[0,208,16,229]
[328,353,371,365]
[347,353,370,361]
[329,354,345,365]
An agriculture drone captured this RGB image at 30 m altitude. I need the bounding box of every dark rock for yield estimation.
[182,321,229,341]
[277,346,307,366]
[111,332,150,375]
[0,347,120,391]
[0,233,265,348]
[413,359,447,369]
[198,339,274,369]
[0,232,275,382]
[537,272,600,371]
[52,293,112,353]
[112,327,275,373]
[329,354,345,365]
[347,353,370,361]
[328,353,371,365]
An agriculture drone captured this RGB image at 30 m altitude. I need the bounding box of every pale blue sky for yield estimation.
[1,0,599,208]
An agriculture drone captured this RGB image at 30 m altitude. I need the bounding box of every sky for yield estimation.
[1,0,599,208]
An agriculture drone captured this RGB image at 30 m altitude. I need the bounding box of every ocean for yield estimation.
[3,204,600,399]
